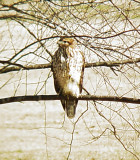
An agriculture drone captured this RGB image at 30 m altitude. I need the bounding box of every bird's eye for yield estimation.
[63,41,68,43]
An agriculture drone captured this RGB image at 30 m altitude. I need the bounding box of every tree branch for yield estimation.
[0,95,140,105]
[0,60,28,69]
[0,58,140,74]
[0,63,52,73]
[85,57,140,68]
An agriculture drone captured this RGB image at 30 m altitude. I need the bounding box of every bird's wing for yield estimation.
[79,50,85,93]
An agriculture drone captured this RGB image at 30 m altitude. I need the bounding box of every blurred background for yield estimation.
[0,0,139,159]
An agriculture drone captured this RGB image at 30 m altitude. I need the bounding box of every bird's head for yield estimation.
[57,38,77,48]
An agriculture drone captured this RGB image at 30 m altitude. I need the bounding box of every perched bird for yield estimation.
[52,37,85,118]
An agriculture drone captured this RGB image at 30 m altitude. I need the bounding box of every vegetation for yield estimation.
[0,0,139,160]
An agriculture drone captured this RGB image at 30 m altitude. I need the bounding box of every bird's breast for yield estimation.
[53,46,84,98]
[63,81,80,98]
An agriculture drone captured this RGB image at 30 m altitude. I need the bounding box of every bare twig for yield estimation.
[94,102,139,160]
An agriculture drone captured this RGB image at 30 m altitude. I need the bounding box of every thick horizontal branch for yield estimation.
[0,58,140,74]
[0,95,140,105]
[85,57,140,68]
[0,60,28,69]
[0,63,52,73]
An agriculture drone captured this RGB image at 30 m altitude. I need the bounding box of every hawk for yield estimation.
[52,37,85,118]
